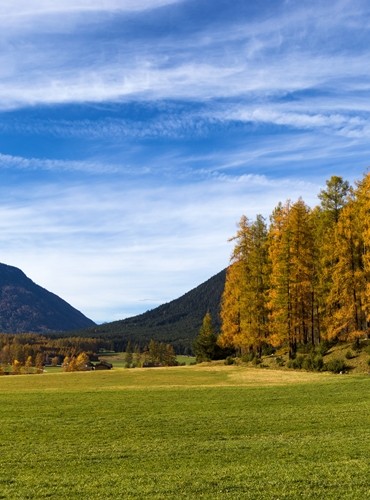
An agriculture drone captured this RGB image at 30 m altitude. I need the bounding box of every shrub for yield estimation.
[345,350,355,360]
[351,339,362,352]
[261,345,275,356]
[313,355,324,371]
[293,355,305,369]
[325,358,348,374]
[300,354,324,372]
[241,351,255,363]
[275,356,285,367]
[316,341,332,356]
[224,356,235,365]
[286,355,304,370]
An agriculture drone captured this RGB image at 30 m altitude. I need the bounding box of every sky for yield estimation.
[1,0,370,324]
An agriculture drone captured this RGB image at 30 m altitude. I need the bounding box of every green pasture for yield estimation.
[0,365,369,499]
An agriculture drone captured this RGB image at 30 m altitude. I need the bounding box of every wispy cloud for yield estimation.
[0,152,120,174]
[0,1,369,110]
[0,0,182,18]
[0,172,322,322]
[1,0,369,322]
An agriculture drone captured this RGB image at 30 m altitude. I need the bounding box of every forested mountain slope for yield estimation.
[75,269,226,352]
[0,263,96,333]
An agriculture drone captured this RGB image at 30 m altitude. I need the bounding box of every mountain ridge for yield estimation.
[0,262,96,333]
[74,269,227,352]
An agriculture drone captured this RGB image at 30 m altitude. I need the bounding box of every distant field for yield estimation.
[0,366,369,499]
[96,352,197,367]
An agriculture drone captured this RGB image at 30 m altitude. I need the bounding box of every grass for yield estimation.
[0,366,369,499]
[98,352,197,367]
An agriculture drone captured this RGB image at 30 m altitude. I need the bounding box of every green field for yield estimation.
[0,365,369,499]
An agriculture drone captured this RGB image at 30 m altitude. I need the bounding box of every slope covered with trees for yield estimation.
[73,269,226,353]
[0,263,96,333]
[219,172,370,358]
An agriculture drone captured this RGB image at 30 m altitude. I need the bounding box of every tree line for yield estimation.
[0,334,107,374]
[218,172,370,358]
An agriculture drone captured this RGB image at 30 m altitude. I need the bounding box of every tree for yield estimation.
[35,352,44,373]
[62,356,71,372]
[12,359,21,374]
[194,312,218,362]
[355,172,370,326]
[219,215,269,356]
[268,200,316,356]
[325,177,368,341]
[74,352,90,371]
[24,355,33,374]
[318,175,350,223]
[124,340,133,368]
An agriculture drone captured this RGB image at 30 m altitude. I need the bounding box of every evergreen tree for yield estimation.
[193,312,218,362]
[318,175,350,223]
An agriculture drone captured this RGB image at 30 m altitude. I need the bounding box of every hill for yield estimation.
[0,263,96,333]
[75,269,227,352]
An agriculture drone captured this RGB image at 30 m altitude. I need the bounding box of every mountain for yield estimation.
[0,263,96,333]
[75,269,227,353]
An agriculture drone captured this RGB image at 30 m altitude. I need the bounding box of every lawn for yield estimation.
[0,365,369,499]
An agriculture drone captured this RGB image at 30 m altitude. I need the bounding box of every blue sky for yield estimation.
[1,0,369,323]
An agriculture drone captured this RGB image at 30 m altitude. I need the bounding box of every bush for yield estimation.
[252,357,261,366]
[345,350,355,360]
[241,351,255,363]
[293,355,305,369]
[224,356,235,365]
[351,339,362,352]
[325,358,348,374]
[275,356,285,367]
[313,355,324,371]
[316,341,332,356]
[261,345,275,356]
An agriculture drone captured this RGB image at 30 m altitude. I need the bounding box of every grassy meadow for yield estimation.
[0,365,369,499]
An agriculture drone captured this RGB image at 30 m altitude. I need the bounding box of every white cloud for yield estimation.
[0,152,121,174]
[0,1,369,110]
[0,172,322,323]
[0,0,182,18]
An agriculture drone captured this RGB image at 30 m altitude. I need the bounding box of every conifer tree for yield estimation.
[268,200,316,356]
[326,178,368,340]
[355,172,370,325]
[318,175,350,223]
[219,215,269,355]
[316,176,351,338]
[194,312,218,362]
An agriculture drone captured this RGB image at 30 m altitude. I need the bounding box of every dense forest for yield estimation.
[218,172,370,358]
[69,269,226,353]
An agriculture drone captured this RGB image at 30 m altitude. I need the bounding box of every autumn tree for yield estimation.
[24,356,33,374]
[356,172,370,326]
[268,200,317,356]
[315,176,351,338]
[219,215,269,356]
[325,178,368,340]
[142,340,177,367]
[35,352,44,373]
[318,175,350,223]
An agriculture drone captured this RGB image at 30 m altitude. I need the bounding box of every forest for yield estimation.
[0,333,178,373]
[218,172,370,359]
[0,334,107,374]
